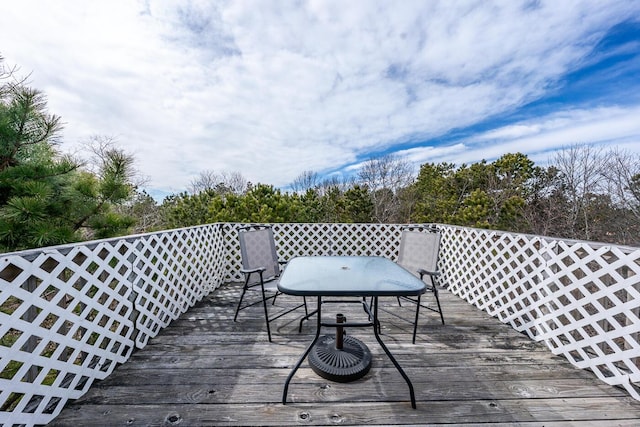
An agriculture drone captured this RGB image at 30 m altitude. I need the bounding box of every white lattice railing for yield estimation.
[438,225,640,401]
[0,225,228,426]
[1,223,639,425]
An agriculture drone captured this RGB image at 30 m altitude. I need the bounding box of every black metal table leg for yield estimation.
[283,296,322,404]
[372,297,417,409]
[298,307,318,332]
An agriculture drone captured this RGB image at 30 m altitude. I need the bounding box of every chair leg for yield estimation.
[412,294,421,344]
[433,286,445,325]
[234,276,250,322]
[259,279,273,342]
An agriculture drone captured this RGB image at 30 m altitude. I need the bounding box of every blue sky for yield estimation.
[1,1,639,200]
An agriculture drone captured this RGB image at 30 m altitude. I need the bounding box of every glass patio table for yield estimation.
[278,256,426,408]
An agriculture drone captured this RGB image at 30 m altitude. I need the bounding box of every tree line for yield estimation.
[163,147,640,247]
[2,56,639,252]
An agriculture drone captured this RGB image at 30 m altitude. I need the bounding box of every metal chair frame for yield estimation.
[234,225,308,342]
[394,225,445,343]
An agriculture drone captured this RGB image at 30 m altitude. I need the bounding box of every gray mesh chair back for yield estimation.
[397,230,440,279]
[235,225,307,342]
[395,227,445,343]
[238,227,280,284]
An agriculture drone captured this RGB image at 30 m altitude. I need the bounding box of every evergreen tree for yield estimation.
[0,58,135,251]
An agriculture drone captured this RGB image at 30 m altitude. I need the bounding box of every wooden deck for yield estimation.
[52,283,640,426]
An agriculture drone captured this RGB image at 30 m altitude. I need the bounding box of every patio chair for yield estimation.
[234,225,307,342]
[395,226,445,343]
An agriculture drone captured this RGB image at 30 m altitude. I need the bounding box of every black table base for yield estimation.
[283,296,417,408]
[308,334,372,382]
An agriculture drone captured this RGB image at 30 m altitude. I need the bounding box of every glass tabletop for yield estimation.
[278,256,427,297]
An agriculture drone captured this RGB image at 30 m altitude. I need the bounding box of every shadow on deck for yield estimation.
[52,283,640,426]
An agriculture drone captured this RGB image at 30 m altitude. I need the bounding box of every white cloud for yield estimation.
[478,125,543,141]
[1,0,639,197]
[401,105,640,168]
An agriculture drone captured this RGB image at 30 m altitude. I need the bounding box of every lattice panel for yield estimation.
[439,228,550,328]
[196,224,228,296]
[132,225,226,348]
[0,224,228,426]
[331,223,402,258]
[221,223,246,282]
[274,223,335,258]
[537,242,640,398]
[439,224,640,400]
[0,240,137,426]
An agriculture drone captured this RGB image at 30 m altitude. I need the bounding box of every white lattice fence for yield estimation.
[330,223,402,258]
[0,239,137,426]
[438,225,640,400]
[0,224,228,426]
[132,225,227,347]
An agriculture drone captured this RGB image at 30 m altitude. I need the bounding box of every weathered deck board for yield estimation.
[52,283,640,426]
